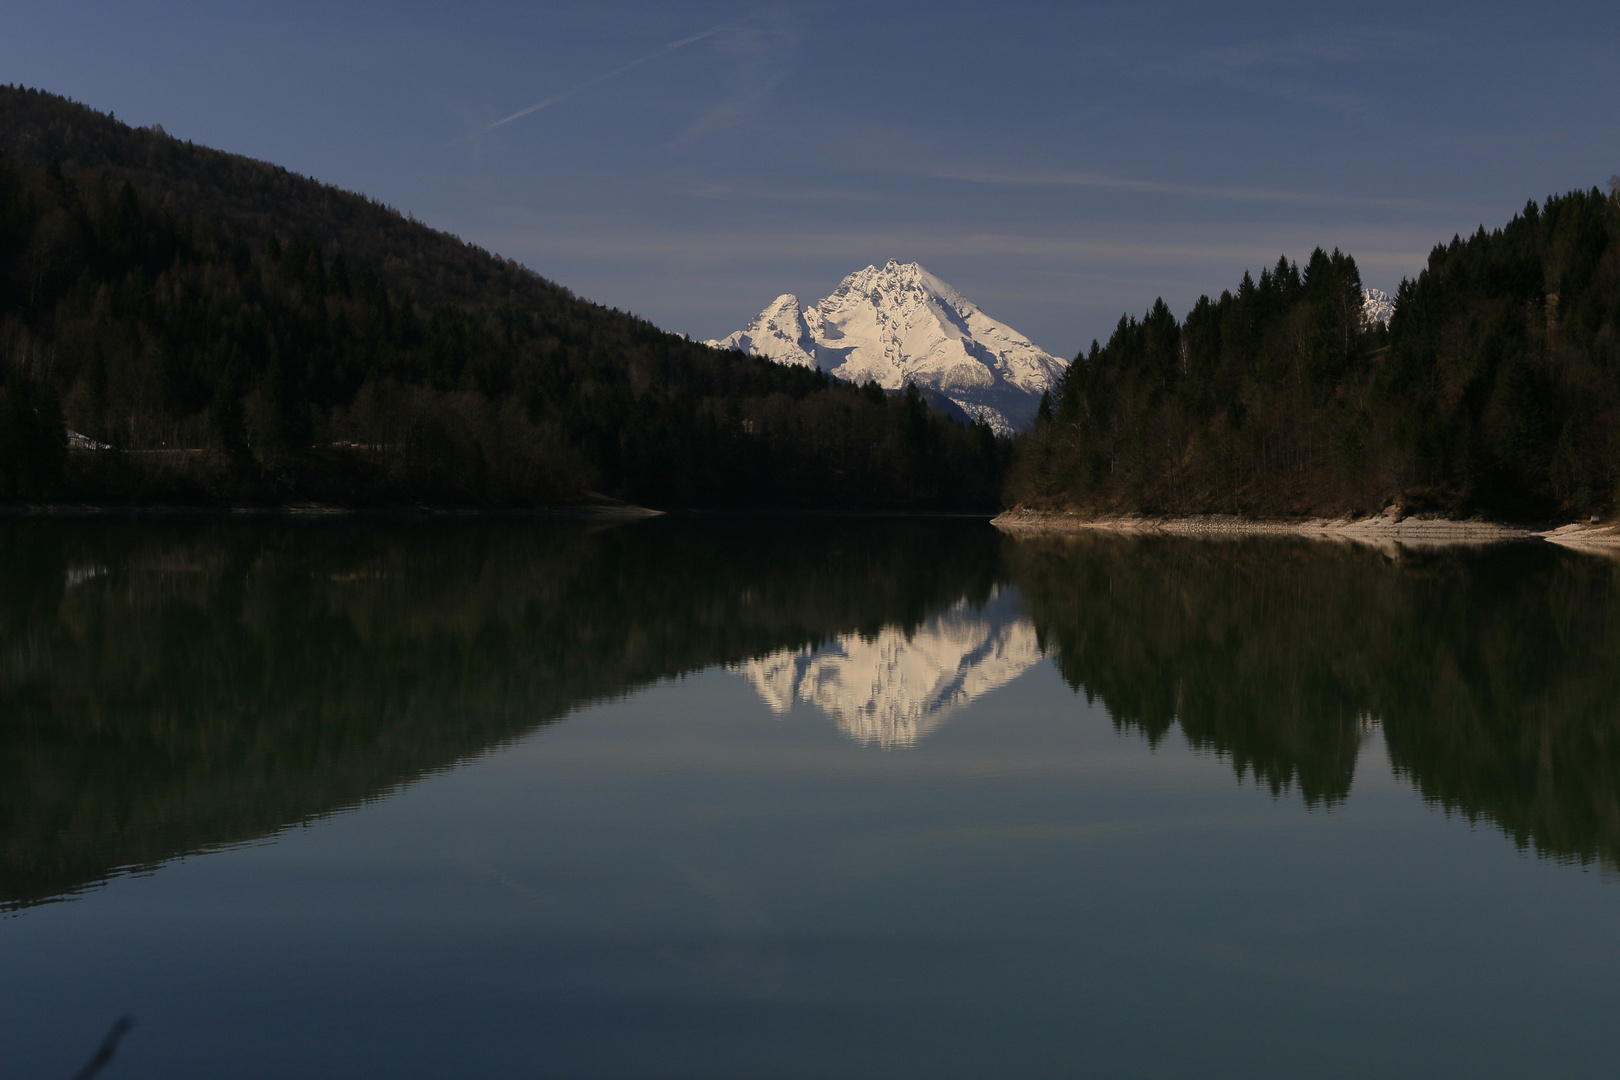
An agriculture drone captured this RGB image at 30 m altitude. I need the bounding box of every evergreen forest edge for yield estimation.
[2,86,1618,521]
[1013,180,1620,521]
[0,87,1004,510]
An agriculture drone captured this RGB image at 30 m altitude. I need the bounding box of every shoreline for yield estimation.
[991,508,1620,551]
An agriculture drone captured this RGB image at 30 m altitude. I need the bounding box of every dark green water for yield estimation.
[2,517,1617,1078]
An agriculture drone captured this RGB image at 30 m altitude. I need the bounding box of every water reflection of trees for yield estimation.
[1006,534,1620,868]
[0,517,1000,909]
[9,519,1618,910]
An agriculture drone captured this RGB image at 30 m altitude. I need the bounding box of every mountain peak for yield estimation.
[1362,287,1395,328]
[709,262,1065,433]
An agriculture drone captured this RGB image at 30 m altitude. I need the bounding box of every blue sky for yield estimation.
[4,1,1617,358]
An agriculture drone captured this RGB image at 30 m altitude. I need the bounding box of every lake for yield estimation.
[2,516,1617,1078]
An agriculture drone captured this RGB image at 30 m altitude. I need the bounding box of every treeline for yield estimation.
[0,86,1005,508]
[1011,185,1620,519]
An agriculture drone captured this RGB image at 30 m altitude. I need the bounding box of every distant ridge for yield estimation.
[709,261,1066,434]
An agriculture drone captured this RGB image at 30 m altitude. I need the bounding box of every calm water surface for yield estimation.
[2,517,1617,1078]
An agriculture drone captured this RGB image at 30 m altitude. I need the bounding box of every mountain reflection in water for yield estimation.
[3,517,1620,914]
[733,588,1041,747]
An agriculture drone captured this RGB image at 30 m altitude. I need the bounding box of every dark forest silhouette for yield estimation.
[5,86,1617,518]
[0,87,1004,509]
[1011,185,1620,520]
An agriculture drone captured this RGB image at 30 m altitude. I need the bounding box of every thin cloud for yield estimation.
[677,179,885,203]
[448,24,727,145]
[1171,26,1418,120]
[472,225,1430,272]
[1205,28,1415,73]
[927,168,1471,214]
[672,6,799,144]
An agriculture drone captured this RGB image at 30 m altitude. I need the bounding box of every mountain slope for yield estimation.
[710,260,1066,434]
[0,87,1006,509]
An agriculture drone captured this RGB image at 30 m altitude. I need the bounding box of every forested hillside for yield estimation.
[1010,185,1620,519]
[0,87,1004,508]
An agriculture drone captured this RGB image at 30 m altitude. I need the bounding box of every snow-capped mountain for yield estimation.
[707,261,1067,435]
[732,589,1042,748]
[1362,287,1395,328]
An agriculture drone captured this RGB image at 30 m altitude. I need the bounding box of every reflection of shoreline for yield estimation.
[991,508,1561,547]
[734,589,1041,747]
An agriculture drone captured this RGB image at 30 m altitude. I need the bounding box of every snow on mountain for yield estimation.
[731,589,1042,748]
[714,292,822,370]
[708,261,1067,435]
[1362,287,1395,328]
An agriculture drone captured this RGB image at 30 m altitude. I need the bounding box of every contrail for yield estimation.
[449,25,727,145]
